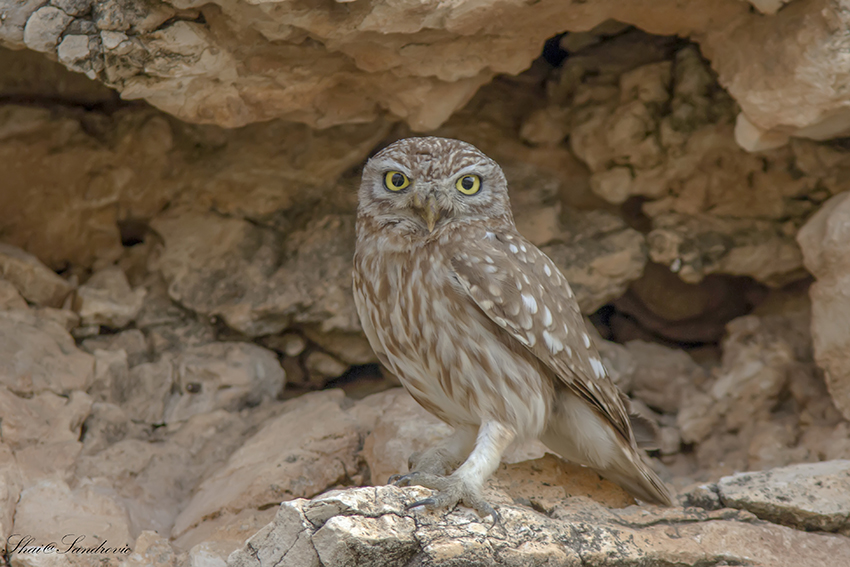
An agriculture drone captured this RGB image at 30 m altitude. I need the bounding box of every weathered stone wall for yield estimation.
[1,3,850,566]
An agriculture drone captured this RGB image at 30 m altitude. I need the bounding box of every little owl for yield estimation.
[353,137,671,517]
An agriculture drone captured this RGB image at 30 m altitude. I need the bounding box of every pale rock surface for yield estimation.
[542,208,647,313]
[0,242,73,307]
[227,481,850,567]
[624,340,706,414]
[81,328,149,366]
[797,191,850,421]
[75,408,252,539]
[171,390,365,539]
[715,460,850,533]
[12,478,133,554]
[2,0,849,151]
[0,309,94,396]
[163,342,285,423]
[151,212,360,336]
[0,443,22,543]
[74,266,146,328]
[301,328,377,366]
[0,279,28,310]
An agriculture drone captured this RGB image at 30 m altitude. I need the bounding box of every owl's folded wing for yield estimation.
[449,231,634,444]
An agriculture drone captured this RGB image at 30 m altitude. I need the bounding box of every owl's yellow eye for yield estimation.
[384,171,410,191]
[455,174,481,195]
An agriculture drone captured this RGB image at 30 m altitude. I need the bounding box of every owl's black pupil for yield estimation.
[391,173,405,187]
[461,177,474,190]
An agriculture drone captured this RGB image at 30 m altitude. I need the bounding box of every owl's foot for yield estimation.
[391,471,500,524]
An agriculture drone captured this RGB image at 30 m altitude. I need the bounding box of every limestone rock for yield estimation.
[0,443,22,543]
[715,460,850,533]
[152,212,360,337]
[74,266,146,328]
[228,483,850,567]
[163,342,285,423]
[0,243,73,307]
[0,309,94,396]
[22,6,72,53]
[542,208,647,314]
[82,328,149,366]
[171,390,365,539]
[625,340,706,414]
[301,328,377,366]
[12,478,133,554]
[75,408,251,539]
[303,351,348,386]
[797,191,850,421]
[0,279,28,310]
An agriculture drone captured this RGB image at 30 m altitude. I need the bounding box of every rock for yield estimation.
[75,408,250,539]
[0,279,28,310]
[677,314,796,444]
[541,208,647,314]
[122,531,180,567]
[74,266,147,328]
[12,478,133,554]
[82,328,149,366]
[152,212,360,337]
[171,390,365,539]
[303,351,348,386]
[120,358,174,423]
[0,443,22,543]
[0,243,73,307]
[715,460,850,533]
[33,306,80,331]
[301,328,377,366]
[0,310,94,396]
[228,483,850,567]
[163,342,285,423]
[260,333,307,358]
[797,191,850,421]
[625,341,706,414]
[22,5,72,53]
[172,507,276,562]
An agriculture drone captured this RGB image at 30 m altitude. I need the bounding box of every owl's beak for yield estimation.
[413,194,441,232]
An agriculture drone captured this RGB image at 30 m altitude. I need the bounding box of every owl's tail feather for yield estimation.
[540,391,673,506]
[593,452,673,506]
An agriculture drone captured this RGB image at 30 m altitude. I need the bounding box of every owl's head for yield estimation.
[358,137,513,236]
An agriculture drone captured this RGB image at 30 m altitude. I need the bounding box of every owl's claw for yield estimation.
[391,471,500,525]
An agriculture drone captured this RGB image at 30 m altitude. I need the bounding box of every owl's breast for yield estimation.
[353,241,550,435]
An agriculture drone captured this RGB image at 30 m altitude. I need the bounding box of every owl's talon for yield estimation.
[388,473,406,485]
[406,497,438,511]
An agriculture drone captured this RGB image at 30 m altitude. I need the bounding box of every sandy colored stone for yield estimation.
[0,243,73,307]
[22,5,72,53]
[716,460,850,532]
[228,482,850,567]
[797,191,850,421]
[81,328,149,367]
[152,212,360,336]
[542,208,647,314]
[0,310,94,396]
[74,266,146,328]
[0,443,22,543]
[625,340,706,414]
[12,478,133,556]
[0,279,28,310]
[171,390,364,539]
[163,342,285,423]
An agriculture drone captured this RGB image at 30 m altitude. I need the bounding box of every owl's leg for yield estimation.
[406,425,477,476]
[395,421,515,519]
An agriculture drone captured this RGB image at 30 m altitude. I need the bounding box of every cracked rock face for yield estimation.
[1,0,850,149]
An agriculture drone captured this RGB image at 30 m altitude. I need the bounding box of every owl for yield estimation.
[352,137,671,518]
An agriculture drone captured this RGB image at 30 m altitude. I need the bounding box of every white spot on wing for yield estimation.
[521,293,538,314]
[520,244,527,252]
[543,264,552,277]
[542,306,552,327]
[582,333,590,348]
[589,357,606,379]
[543,330,563,354]
[509,244,519,254]
[484,255,494,264]
[485,231,495,240]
